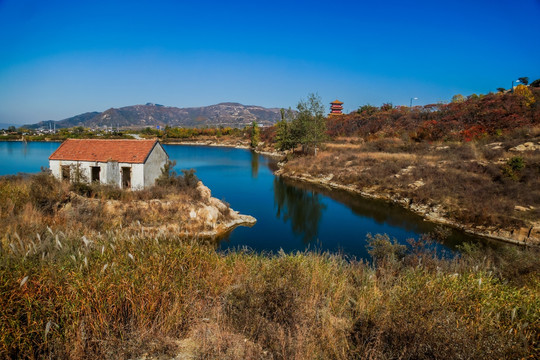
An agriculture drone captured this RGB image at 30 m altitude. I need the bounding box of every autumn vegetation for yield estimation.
[274,86,540,245]
[1,170,538,358]
[324,87,540,142]
[1,164,539,359]
[2,83,540,358]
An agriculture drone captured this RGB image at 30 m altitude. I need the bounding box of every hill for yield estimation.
[26,103,282,129]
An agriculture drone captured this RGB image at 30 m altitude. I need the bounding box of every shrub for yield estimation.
[366,233,406,266]
[155,160,199,190]
[502,156,525,180]
[29,172,68,214]
[0,175,30,214]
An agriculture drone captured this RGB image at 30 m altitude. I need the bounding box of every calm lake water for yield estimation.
[0,141,486,259]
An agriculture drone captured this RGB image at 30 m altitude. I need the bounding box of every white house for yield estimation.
[49,139,169,190]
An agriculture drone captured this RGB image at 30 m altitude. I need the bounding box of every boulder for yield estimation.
[509,142,540,152]
[196,181,212,201]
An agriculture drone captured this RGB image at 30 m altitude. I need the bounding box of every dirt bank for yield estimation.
[275,139,540,247]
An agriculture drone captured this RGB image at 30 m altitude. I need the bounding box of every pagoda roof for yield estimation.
[330,99,344,104]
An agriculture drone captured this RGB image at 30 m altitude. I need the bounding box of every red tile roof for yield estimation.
[49,139,159,164]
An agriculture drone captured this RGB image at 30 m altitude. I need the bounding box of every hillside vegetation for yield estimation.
[0,168,539,359]
[2,85,540,359]
[274,89,540,245]
[326,88,540,141]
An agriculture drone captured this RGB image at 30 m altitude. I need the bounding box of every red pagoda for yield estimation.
[329,99,344,116]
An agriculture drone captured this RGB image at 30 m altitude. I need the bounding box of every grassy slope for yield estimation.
[1,230,538,359]
[0,174,539,359]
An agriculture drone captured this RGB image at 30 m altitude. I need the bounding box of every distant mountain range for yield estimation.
[26,103,283,129]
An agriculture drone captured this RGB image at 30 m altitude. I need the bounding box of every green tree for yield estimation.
[250,121,260,149]
[451,94,465,103]
[275,108,297,151]
[496,87,506,93]
[530,78,540,88]
[518,77,529,86]
[295,93,327,155]
[357,104,378,115]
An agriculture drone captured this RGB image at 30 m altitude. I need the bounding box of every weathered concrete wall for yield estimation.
[144,143,168,187]
[105,162,143,190]
[130,163,145,190]
[49,160,141,189]
[105,161,119,186]
[49,160,93,182]
[50,160,62,179]
[49,142,168,190]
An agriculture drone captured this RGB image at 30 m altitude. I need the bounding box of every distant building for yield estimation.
[49,139,168,190]
[329,99,344,116]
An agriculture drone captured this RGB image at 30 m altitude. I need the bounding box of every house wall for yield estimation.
[144,143,168,187]
[49,160,145,190]
[105,161,120,186]
[49,160,62,179]
[49,142,168,190]
[50,159,93,182]
[130,163,145,190]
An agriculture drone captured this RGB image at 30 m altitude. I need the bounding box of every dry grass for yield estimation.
[0,228,538,359]
[1,171,539,359]
[283,136,540,231]
[0,172,233,242]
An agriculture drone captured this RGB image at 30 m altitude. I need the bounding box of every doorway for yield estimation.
[121,167,131,189]
[91,166,101,182]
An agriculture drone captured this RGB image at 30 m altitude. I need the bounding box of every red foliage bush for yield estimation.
[326,90,540,141]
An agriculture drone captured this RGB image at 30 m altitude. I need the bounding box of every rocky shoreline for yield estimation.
[166,141,540,247]
[274,168,540,247]
[62,181,256,239]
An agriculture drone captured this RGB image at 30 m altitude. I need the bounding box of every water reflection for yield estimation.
[21,141,28,156]
[1,142,499,257]
[251,151,259,178]
[273,177,326,243]
[279,177,493,250]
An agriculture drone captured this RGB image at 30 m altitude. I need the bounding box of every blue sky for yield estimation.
[0,0,539,125]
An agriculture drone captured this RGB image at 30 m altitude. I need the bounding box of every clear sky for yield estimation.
[1,0,539,125]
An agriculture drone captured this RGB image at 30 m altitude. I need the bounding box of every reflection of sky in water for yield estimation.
[1,142,487,260]
[0,141,61,175]
[163,145,482,259]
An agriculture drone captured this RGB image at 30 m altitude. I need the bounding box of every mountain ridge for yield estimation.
[26,103,283,129]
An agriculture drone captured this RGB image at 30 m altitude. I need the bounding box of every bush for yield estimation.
[366,233,406,266]
[502,156,525,180]
[155,160,199,190]
[29,172,68,214]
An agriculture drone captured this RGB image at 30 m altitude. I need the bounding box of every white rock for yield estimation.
[408,179,425,190]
